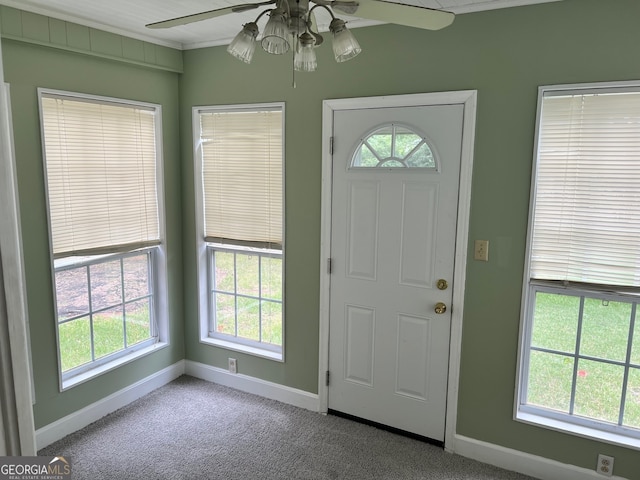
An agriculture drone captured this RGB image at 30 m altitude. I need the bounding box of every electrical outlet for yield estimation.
[474,239,489,262]
[596,454,614,477]
[228,358,237,374]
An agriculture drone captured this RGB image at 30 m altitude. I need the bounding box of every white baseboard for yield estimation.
[33,360,629,480]
[185,360,320,412]
[36,360,185,449]
[454,434,629,480]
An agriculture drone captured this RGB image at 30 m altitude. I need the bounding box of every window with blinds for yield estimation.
[40,93,160,258]
[194,104,285,360]
[531,89,640,288]
[39,90,168,388]
[518,83,640,446]
[199,108,283,250]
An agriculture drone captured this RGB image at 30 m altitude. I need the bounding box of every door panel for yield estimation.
[346,181,380,281]
[395,313,431,400]
[399,182,438,288]
[344,304,375,386]
[328,104,464,441]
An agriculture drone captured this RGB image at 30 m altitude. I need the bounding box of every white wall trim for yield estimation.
[444,90,477,451]
[318,91,478,452]
[0,80,37,456]
[35,361,185,449]
[185,360,320,412]
[453,434,630,480]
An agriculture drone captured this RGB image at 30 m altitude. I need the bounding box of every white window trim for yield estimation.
[192,103,285,362]
[37,89,170,391]
[514,80,640,451]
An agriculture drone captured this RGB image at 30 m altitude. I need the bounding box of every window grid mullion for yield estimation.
[211,289,279,304]
[530,346,635,369]
[147,251,156,339]
[258,256,263,343]
[209,248,216,336]
[568,296,585,416]
[234,252,238,337]
[87,264,96,362]
[121,257,128,348]
[59,299,151,325]
[619,302,637,426]
[363,140,383,166]
[390,124,397,159]
[405,139,427,165]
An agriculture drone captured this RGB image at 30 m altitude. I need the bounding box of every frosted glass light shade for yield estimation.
[261,9,290,55]
[294,33,317,72]
[329,18,361,63]
[227,23,259,64]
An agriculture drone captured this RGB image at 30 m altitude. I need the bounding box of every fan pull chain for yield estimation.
[292,35,297,89]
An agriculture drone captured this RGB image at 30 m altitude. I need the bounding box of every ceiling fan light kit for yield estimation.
[225,0,363,71]
[329,18,361,63]
[227,22,260,63]
[147,0,455,74]
[260,7,292,55]
[294,32,319,72]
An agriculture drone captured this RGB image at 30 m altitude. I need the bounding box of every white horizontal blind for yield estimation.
[531,90,640,287]
[41,94,160,258]
[200,109,283,249]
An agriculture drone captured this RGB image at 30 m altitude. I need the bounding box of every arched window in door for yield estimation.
[350,124,437,169]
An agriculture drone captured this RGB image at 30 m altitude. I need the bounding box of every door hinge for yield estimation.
[327,258,332,274]
[325,370,330,386]
[329,136,334,155]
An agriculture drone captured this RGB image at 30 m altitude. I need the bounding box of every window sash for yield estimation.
[199,108,283,249]
[207,244,282,353]
[520,283,640,440]
[40,91,160,258]
[530,89,640,288]
[57,249,158,381]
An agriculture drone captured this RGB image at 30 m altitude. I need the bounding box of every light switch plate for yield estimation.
[474,240,489,261]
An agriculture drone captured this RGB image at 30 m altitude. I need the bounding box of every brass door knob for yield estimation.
[434,302,447,314]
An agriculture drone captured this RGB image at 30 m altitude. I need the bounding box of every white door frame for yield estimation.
[0,33,36,456]
[318,91,477,451]
[0,80,37,455]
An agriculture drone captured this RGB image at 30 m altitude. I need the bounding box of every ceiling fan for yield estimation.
[146,0,454,72]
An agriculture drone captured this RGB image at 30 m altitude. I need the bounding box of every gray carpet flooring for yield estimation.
[39,375,539,479]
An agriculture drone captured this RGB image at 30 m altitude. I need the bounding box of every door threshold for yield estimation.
[327,409,444,448]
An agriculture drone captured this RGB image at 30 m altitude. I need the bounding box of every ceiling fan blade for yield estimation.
[347,0,454,30]
[315,0,359,15]
[146,1,277,29]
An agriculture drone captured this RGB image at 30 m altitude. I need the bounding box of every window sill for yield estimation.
[200,336,283,362]
[61,342,169,391]
[516,410,640,452]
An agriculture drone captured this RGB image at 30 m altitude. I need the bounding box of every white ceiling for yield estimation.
[0,0,561,50]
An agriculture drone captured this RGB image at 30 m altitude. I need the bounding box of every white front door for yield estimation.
[327,102,464,441]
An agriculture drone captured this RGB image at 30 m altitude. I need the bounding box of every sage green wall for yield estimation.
[180,0,640,477]
[2,39,184,429]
